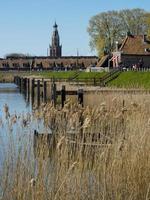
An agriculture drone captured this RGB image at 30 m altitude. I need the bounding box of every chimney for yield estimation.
[126,31,133,37]
[115,41,119,51]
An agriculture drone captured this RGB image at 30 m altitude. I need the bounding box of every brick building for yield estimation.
[0,56,98,70]
[0,22,98,70]
[97,33,150,69]
[112,34,150,68]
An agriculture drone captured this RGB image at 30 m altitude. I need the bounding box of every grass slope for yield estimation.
[36,71,76,79]
[0,71,106,82]
[33,71,106,80]
[77,72,105,79]
[108,71,150,89]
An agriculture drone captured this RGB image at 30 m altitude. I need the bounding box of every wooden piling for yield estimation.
[18,77,21,92]
[24,78,27,96]
[61,85,66,108]
[14,76,16,84]
[37,80,40,107]
[27,78,30,102]
[122,99,125,107]
[16,76,19,86]
[14,76,16,85]
[43,81,47,103]
[20,77,24,93]
[17,76,19,85]
[51,82,57,107]
[33,130,55,158]
[31,79,35,105]
[78,89,84,106]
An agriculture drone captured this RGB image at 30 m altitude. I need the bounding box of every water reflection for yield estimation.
[0,83,50,168]
[0,83,31,115]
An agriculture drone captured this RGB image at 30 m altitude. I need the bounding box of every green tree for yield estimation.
[88,11,122,57]
[144,13,150,39]
[5,53,33,59]
[88,8,150,57]
[119,9,147,35]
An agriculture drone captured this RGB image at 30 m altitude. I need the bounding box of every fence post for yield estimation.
[61,85,66,108]
[43,81,47,103]
[37,80,40,107]
[78,89,84,107]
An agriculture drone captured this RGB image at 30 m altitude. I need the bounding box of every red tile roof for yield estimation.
[119,35,150,55]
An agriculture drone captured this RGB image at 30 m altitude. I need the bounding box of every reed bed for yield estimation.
[0,94,150,199]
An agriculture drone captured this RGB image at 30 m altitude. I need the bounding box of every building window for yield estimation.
[12,63,19,67]
[23,63,30,67]
[2,63,9,67]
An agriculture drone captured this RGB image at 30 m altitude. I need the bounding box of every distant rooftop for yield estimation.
[119,35,150,55]
[5,56,98,60]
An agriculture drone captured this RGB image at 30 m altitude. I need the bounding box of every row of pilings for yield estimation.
[14,76,84,108]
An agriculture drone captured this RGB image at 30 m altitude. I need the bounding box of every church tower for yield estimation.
[50,22,62,57]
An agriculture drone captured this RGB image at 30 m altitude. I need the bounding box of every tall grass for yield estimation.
[1,94,150,199]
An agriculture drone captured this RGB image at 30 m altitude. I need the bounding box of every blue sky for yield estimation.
[0,0,149,57]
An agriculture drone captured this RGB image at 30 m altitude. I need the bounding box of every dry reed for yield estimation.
[0,93,150,199]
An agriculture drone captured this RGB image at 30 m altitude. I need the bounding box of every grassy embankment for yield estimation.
[109,71,150,89]
[2,70,150,89]
[35,71,106,81]
[0,71,106,83]
[1,94,150,199]
[0,72,13,82]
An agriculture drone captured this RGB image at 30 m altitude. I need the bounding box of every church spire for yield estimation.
[53,21,58,29]
[50,22,62,57]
